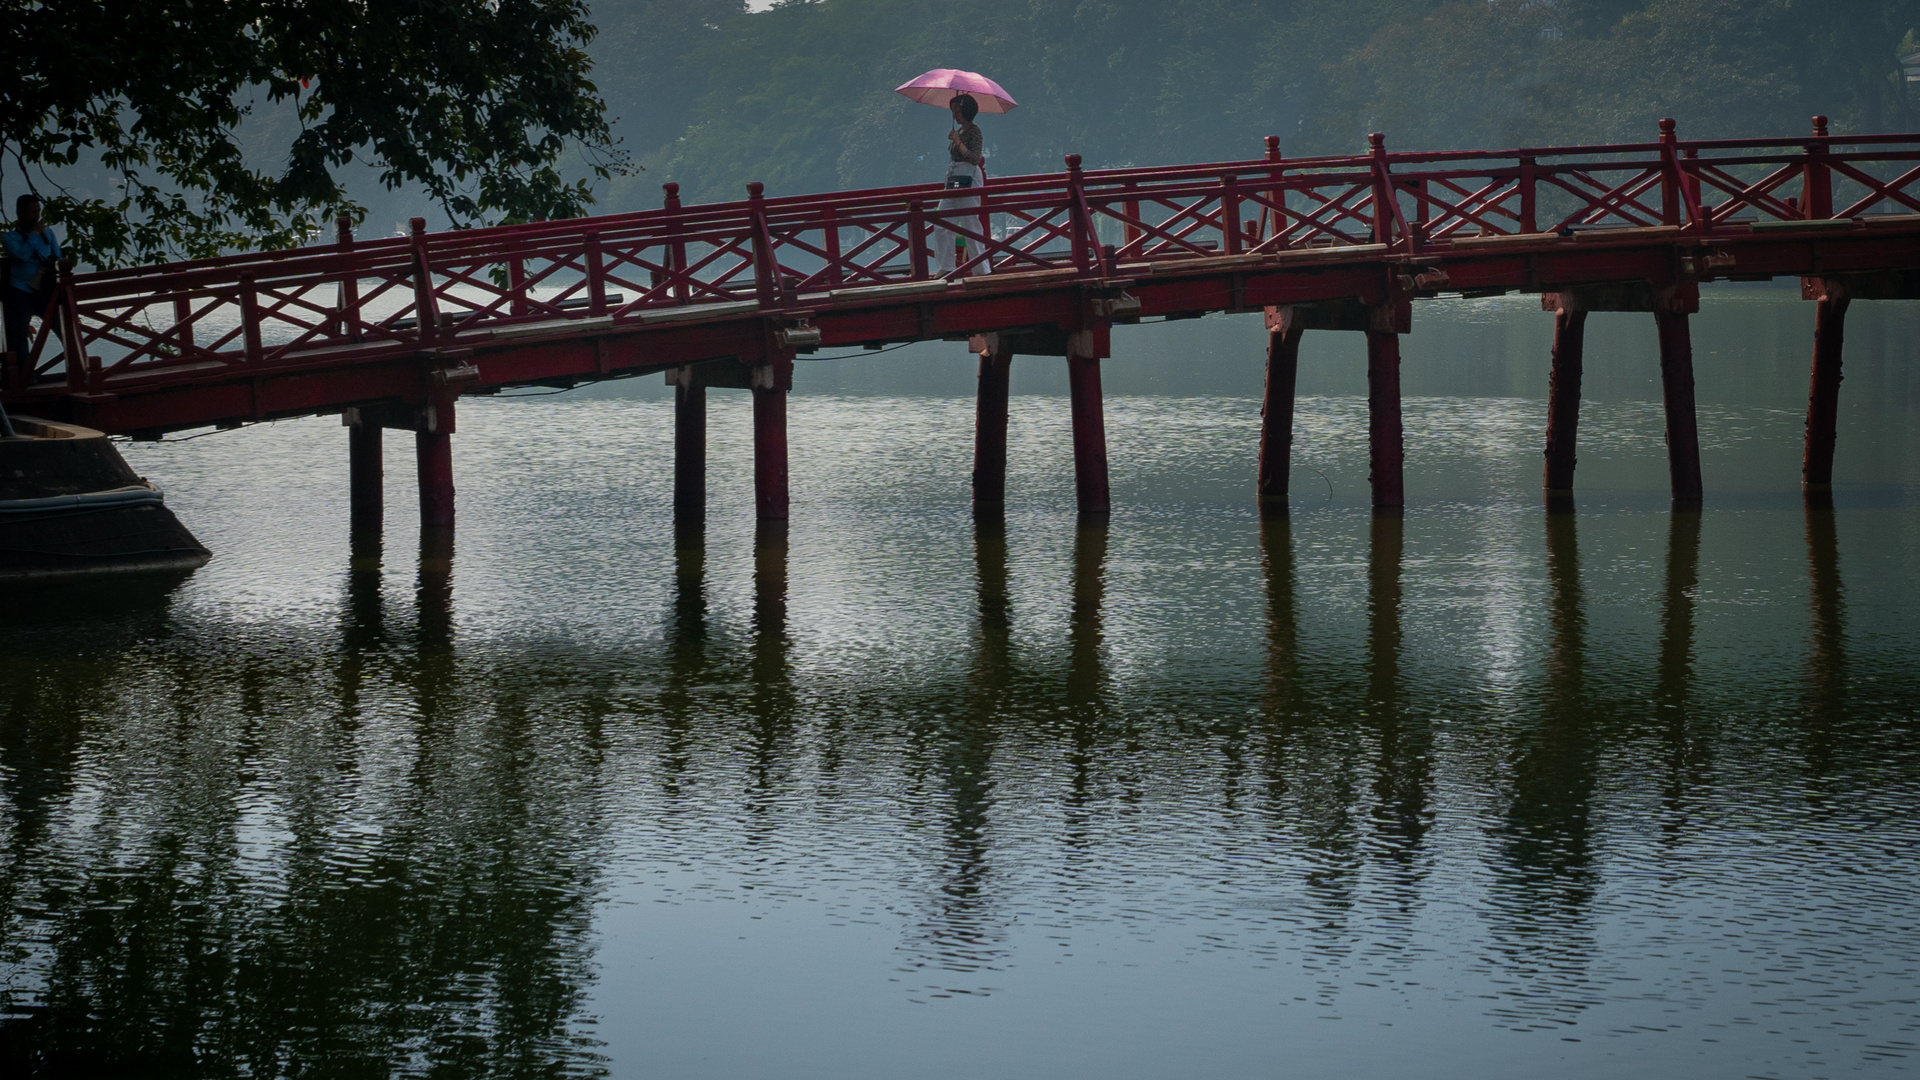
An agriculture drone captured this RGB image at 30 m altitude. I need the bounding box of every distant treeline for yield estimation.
[587,0,1920,209]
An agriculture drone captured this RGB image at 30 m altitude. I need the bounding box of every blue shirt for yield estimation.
[4,226,61,293]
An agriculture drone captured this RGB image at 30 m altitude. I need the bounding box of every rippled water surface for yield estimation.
[4,289,1920,1078]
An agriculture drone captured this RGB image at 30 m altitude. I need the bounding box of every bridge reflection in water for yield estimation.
[1,488,1916,1072]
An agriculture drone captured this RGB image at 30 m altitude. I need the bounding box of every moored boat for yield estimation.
[0,416,211,581]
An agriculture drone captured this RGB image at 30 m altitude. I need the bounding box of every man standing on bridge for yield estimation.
[3,193,67,364]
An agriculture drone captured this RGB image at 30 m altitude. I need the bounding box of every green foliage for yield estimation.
[591,0,1920,210]
[2,0,627,268]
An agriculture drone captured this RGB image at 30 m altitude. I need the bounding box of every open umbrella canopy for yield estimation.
[894,69,1018,114]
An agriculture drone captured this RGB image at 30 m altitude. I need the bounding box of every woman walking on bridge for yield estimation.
[895,69,1018,278]
[937,93,986,276]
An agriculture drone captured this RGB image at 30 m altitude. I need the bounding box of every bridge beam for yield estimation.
[972,345,1013,510]
[1258,307,1304,514]
[1543,299,1588,494]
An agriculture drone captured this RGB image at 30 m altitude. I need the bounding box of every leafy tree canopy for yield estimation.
[1,0,626,267]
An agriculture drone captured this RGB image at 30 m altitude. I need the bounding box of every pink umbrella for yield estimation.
[894,69,1019,114]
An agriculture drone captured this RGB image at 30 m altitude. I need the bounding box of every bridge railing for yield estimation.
[8,121,1919,400]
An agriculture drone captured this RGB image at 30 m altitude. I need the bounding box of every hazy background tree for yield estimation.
[604,0,1920,207]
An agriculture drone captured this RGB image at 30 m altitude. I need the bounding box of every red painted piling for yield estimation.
[1654,311,1704,503]
[1366,330,1405,509]
[1543,307,1588,492]
[1802,293,1850,488]
[973,348,1013,508]
[1066,348,1111,516]
[1257,317,1303,510]
[753,383,789,520]
[349,422,382,534]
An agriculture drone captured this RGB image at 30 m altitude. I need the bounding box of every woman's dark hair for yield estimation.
[15,192,41,216]
[952,94,979,122]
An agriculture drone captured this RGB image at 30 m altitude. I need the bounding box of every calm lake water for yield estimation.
[3,287,1918,1078]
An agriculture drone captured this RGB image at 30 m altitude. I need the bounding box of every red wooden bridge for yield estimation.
[4,117,1916,531]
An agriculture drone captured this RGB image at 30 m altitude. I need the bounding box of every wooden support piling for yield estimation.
[416,428,455,530]
[1365,329,1405,510]
[1066,347,1111,517]
[349,421,383,536]
[674,379,706,521]
[753,380,789,521]
[1543,306,1588,492]
[1257,310,1303,512]
[973,347,1013,508]
[1802,290,1850,489]
[1654,311,1704,504]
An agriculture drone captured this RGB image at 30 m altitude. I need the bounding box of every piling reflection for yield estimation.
[1061,520,1109,818]
[747,521,796,798]
[1366,514,1430,868]
[658,520,707,793]
[1260,512,1300,719]
[1801,494,1845,780]
[893,514,1014,994]
[1484,506,1601,1030]
[1656,509,1707,833]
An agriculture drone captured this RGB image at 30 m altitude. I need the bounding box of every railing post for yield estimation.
[1519,156,1538,234]
[1684,146,1707,234]
[1221,174,1243,256]
[1264,135,1288,249]
[1065,154,1095,275]
[409,217,441,346]
[1412,177,1429,247]
[1122,180,1142,252]
[507,238,529,318]
[173,291,196,358]
[1367,133,1405,249]
[1658,119,1680,226]
[746,181,782,308]
[821,206,844,287]
[59,280,86,392]
[332,216,359,341]
[239,272,264,368]
[585,231,608,316]
[908,198,930,280]
[1805,115,1834,219]
[664,183,690,304]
